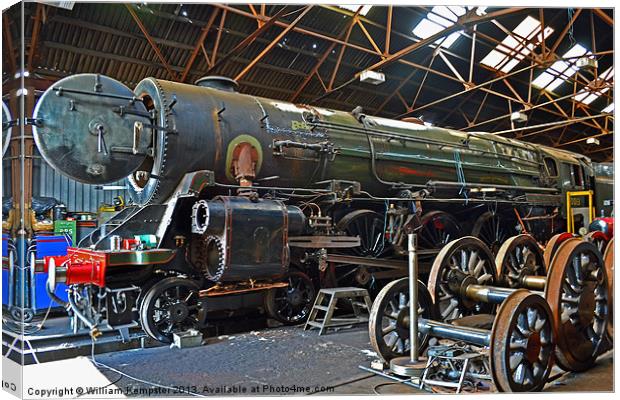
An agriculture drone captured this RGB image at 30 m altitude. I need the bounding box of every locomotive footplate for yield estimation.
[288,235,361,248]
[200,281,288,297]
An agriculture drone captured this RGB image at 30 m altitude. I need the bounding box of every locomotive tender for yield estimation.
[35,74,612,342]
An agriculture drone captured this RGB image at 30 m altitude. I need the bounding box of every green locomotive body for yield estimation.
[34,74,613,342]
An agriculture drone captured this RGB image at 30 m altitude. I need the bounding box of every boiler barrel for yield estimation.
[33,74,547,206]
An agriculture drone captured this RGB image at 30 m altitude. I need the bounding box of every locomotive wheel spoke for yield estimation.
[526,308,539,331]
[510,352,524,369]
[473,259,485,276]
[382,325,396,335]
[441,298,459,320]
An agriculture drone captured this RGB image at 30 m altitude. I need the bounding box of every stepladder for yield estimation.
[304,287,373,335]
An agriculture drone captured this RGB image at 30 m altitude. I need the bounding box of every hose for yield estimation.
[46,279,69,309]
[67,289,101,339]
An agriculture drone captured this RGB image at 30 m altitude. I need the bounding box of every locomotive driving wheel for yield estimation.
[336,209,389,257]
[544,240,609,371]
[427,237,497,321]
[472,211,517,254]
[490,290,555,392]
[368,277,436,362]
[140,277,202,343]
[264,270,316,325]
[333,210,390,288]
[495,235,546,288]
[417,211,462,251]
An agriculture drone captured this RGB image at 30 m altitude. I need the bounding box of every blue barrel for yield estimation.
[30,234,72,312]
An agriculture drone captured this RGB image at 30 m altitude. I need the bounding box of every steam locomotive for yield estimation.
[35,73,612,343]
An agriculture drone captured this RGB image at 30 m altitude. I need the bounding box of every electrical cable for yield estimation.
[372,381,407,395]
[453,150,468,204]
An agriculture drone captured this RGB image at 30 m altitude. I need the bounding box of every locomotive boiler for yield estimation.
[34,73,612,342]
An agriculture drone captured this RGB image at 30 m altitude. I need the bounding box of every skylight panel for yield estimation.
[599,66,614,81]
[533,44,591,91]
[574,91,600,105]
[480,16,554,73]
[441,32,462,48]
[411,6,469,49]
[429,5,464,23]
[412,18,445,39]
[602,103,614,113]
[338,5,372,16]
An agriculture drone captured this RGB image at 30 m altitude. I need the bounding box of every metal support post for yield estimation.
[409,233,419,362]
[389,234,428,377]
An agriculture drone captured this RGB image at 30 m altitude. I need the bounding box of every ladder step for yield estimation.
[351,301,369,308]
[313,305,329,312]
[306,321,323,328]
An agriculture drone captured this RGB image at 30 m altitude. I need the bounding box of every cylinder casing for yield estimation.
[188,196,305,282]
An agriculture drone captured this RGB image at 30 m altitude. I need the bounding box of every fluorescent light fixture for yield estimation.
[532,44,591,91]
[481,16,554,73]
[338,5,372,16]
[359,70,385,85]
[510,111,528,123]
[576,57,598,70]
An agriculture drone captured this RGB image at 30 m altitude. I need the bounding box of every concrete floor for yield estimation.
[89,324,614,396]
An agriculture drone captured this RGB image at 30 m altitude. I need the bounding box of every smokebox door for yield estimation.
[33,73,151,184]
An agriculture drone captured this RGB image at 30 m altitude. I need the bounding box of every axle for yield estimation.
[447,267,544,304]
[419,317,491,347]
[464,284,524,304]
[521,275,546,290]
